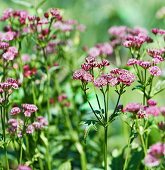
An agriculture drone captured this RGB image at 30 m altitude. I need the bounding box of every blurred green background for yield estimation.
[1,0,165,46]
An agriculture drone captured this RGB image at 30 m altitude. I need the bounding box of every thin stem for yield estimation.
[104,126,108,170]
[83,86,104,126]
[19,139,23,164]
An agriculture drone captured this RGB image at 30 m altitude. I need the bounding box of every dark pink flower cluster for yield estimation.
[123,33,152,49]
[127,58,162,76]
[152,28,165,35]
[1,9,28,24]
[73,69,93,82]
[144,142,165,167]
[124,99,165,118]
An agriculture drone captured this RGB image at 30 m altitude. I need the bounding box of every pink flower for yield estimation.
[26,124,34,134]
[0,42,9,49]
[17,165,32,170]
[144,142,165,167]
[108,26,127,38]
[145,106,160,116]
[138,60,151,69]
[147,99,157,106]
[147,48,165,57]
[123,103,141,113]
[2,51,15,60]
[152,28,165,35]
[96,43,113,55]
[88,47,100,58]
[149,66,161,76]
[127,58,138,66]
[22,104,38,113]
[94,76,107,87]
[144,154,160,167]
[24,111,32,117]
[10,107,21,115]
[50,8,62,20]
[73,69,93,82]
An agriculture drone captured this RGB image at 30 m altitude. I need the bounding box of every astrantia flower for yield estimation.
[2,51,15,60]
[73,69,93,82]
[88,47,100,58]
[108,26,127,38]
[138,60,151,69]
[152,28,165,35]
[147,48,165,57]
[127,58,138,66]
[96,43,113,55]
[26,125,34,134]
[144,142,165,167]
[94,76,107,87]
[147,99,157,106]
[123,103,141,113]
[22,104,38,113]
[10,107,21,115]
[149,66,161,76]
[145,106,160,116]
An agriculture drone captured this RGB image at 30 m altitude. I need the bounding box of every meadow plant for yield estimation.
[0,3,164,170]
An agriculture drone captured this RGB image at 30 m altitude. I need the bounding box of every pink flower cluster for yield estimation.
[87,43,113,58]
[144,142,165,167]
[94,68,135,87]
[8,104,47,137]
[10,104,38,117]
[152,28,165,35]
[108,26,152,48]
[127,59,162,76]
[54,20,85,32]
[124,99,165,118]
[2,46,18,61]
[73,67,135,87]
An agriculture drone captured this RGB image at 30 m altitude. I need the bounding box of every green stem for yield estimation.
[19,139,23,164]
[104,126,108,170]
[123,137,131,170]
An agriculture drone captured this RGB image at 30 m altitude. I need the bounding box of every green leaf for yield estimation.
[132,85,143,91]
[127,148,144,170]
[58,161,71,170]
[83,121,97,143]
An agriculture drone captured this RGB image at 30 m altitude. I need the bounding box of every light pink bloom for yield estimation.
[123,103,141,113]
[149,66,161,76]
[26,125,34,134]
[145,106,160,116]
[10,107,21,115]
